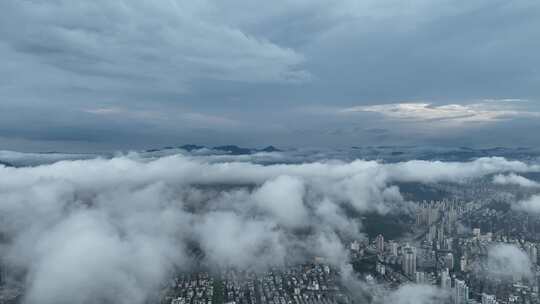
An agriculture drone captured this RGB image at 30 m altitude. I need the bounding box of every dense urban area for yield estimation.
[153,179,540,304]
[39,176,535,304]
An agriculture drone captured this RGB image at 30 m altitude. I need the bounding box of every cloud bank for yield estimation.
[486,244,533,280]
[493,173,540,188]
[381,284,449,304]
[514,194,540,214]
[0,154,539,303]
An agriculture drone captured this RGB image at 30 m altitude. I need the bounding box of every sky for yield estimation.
[1,0,540,151]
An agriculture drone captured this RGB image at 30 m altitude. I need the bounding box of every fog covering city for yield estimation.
[1,147,540,304]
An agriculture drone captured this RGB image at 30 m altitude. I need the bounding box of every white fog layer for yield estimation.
[0,154,539,304]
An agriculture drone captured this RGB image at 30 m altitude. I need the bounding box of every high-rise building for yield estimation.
[445,237,453,250]
[460,256,467,272]
[416,210,424,226]
[437,226,445,242]
[389,241,399,256]
[402,245,416,277]
[445,253,454,271]
[415,271,427,284]
[376,234,384,253]
[427,225,436,243]
[525,242,537,265]
[454,279,469,304]
[440,268,451,289]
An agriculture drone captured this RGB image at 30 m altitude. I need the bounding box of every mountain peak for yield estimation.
[212,145,253,155]
[179,144,205,152]
[260,145,281,152]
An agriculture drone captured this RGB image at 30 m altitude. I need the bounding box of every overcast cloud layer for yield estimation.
[1,0,539,151]
[1,154,539,303]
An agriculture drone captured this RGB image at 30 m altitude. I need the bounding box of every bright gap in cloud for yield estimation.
[341,102,540,124]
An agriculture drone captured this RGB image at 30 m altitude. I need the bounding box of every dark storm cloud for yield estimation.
[0,0,539,150]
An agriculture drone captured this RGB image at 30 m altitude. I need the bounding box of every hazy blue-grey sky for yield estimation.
[1,0,539,151]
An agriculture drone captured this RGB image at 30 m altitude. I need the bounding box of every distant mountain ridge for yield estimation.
[144,144,282,155]
[178,144,205,152]
[177,144,282,155]
[0,160,12,167]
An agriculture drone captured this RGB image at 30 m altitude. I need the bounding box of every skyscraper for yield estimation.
[437,226,445,242]
[376,234,384,254]
[454,279,469,304]
[389,241,398,256]
[402,245,416,277]
[445,252,454,271]
[440,268,451,290]
[525,242,537,265]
